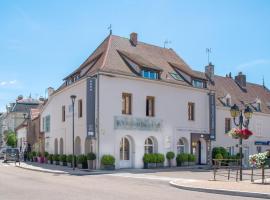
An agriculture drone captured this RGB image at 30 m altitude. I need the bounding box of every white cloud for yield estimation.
[0,80,17,87]
[236,59,270,70]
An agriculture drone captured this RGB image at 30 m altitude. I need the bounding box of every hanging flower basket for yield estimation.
[227,128,253,140]
[249,152,268,168]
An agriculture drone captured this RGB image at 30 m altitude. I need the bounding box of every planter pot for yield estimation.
[144,163,156,169]
[183,162,189,166]
[44,158,48,163]
[168,160,173,168]
[188,162,195,166]
[77,163,83,169]
[67,162,72,167]
[59,162,67,166]
[53,161,59,165]
[37,157,44,163]
[87,160,96,170]
[156,163,164,168]
[103,165,115,170]
[47,160,51,164]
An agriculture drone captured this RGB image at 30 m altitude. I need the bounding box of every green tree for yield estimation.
[5,131,17,147]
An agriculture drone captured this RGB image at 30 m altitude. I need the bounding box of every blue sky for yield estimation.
[1,0,270,111]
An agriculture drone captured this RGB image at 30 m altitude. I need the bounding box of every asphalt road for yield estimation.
[0,162,262,200]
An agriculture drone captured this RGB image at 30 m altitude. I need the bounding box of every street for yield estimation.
[0,162,262,200]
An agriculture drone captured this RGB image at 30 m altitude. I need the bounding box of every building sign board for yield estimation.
[209,92,216,140]
[255,141,270,146]
[86,78,96,137]
[114,116,162,131]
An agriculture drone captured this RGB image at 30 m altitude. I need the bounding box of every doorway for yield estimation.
[119,137,132,169]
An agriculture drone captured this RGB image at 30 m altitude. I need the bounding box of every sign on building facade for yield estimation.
[209,92,216,140]
[114,116,162,131]
[86,78,96,137]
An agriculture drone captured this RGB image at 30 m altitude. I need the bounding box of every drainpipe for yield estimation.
[96,73,100,169]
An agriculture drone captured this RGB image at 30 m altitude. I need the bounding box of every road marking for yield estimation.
[107,173,197,183]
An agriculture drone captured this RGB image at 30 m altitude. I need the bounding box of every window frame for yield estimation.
[122,93,132,115]
[78,99,83,118]
[188,102,195,121]
[225,118,231,133]
[146,96,155,117]
[62,105,65,122]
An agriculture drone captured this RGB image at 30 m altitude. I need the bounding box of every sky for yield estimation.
[0,0,270,111]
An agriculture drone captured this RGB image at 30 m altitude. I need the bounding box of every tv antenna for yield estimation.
[206,48,212,64]
[164,39,171,48]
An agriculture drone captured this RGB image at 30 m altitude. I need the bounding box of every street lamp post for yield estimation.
[230,104,253,181]
[70,95,77,171]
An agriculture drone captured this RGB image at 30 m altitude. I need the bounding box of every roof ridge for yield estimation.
[100,34,113,69]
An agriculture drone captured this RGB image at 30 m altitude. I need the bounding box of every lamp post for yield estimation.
[230,104,253,181]
[70,95,77,170]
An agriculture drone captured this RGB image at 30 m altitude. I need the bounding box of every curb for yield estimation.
[15,165,69,175]
[170,181,270,199]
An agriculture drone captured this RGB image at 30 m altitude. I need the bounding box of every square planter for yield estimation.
[103,165,115,170]
[144,163,156,169]
[87,160,96,170]
[183,162,189,166]
[67,162,73,167]
[60,162,67,166]
[188,162,196,166]
[77,163,83,169]
[156,163,164,168]
[53,161,59,165]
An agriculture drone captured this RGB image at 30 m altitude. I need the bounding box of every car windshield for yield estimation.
[6,149,19,154]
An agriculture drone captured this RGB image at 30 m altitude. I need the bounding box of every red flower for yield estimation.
[241,129,253,139]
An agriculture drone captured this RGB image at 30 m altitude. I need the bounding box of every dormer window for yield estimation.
[226,98,230,106]
[141,70,158,80]
[192,79,204,88]
[255,98,261,112]
[224,94,231,107]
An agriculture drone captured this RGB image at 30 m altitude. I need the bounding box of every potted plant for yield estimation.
[156,153,165,168]
[87,152,96,170]
[32,151,37,162]
[37,152,44,163]
[143,154,156,169]
[188,154,196,166]
[77,155,87,169]
[166,152,175,167]
[101,155,115,170]
[67,154,76,167]
[44,152,49,163]
[53,154,60,165]
[59,155,67,166]
[48,154,53,164]
[176,153,188,166]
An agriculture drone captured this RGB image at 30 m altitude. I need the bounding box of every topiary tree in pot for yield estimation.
[156,153,165,168]
[77,155,87,169]
[176,153,189,166]
[87,152,96,170]
[53,154,60,165]
[60,154,67,166]
[101,155,115,170]
[166,152,175,167]
[143,154,156,169]
[67,154,76,167]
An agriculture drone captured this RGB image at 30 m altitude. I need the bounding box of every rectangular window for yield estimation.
[78,99,83,118]
[62,106,65,122]
[188,102,195,121]
[192,80,204,88]
[146,96,155,117]
[45,115,50,133]
[122,93,132,115]
[141,70,158,80]
[225,118,231,133]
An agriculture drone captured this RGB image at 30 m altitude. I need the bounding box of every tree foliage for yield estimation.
[5,130,17,147]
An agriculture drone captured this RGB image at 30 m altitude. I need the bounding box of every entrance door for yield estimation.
[119,137,132,168]
[197,141,202,165]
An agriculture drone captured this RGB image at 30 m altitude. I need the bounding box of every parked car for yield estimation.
[3,148,20,163]
[0,148,7,159]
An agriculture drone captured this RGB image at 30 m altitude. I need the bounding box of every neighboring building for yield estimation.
[1,95,44,148]
[15,120,27,152]
[41,33,213,169]
[200,64,270,166]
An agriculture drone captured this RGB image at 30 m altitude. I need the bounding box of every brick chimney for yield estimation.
[235,72,246,87]
[130,32,138,46]
[205,62,214,79]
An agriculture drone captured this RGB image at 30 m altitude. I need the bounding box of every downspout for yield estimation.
[96,73,100,169]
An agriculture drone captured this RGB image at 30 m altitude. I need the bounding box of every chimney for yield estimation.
[47,87,55,98]
[130,32,138,46]
[39,96,45,102]
[205,62,214,79]
[17,95,23,101]
[235,72,246,87]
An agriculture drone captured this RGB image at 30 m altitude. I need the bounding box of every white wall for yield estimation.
[40,79,87,155]
[16,127,27,151]
[99,74,210,168]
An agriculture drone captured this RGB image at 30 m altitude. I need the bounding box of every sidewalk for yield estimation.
[170,178,270,199]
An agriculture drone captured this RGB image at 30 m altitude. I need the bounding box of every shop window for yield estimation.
[144,138,154,154]
[177,139,185,154]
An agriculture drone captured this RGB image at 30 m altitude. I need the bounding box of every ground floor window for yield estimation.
[177,138,185,154]
[144,137,154,154]
[120,137,130,160]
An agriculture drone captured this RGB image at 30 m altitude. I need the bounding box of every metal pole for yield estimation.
[239,112,243,181]
[72,100,75,171]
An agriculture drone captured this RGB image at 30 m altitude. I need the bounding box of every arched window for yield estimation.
[75,136,81,155]
[144,138,154,154]
[120,137,130,160]
[54,138,58,154]
[177,139,185,154]
[59,138,64,155]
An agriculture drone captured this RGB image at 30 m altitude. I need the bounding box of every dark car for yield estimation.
[3,148,20,163]
[0,148,6,159]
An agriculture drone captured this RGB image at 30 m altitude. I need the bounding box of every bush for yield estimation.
[77,155,87,164]
[87,152,96,161]
[166,152,175,160]
[32,151,37,157]
[67,155,76,163]
[48,154,54,162]
[215,153,223,160]
[212,147,229,159]
[44,152,49,158]
[52,154,60,162]
[188,154,196,162]
[176,153,188,164]
[156,153,165,163]
[101,155,115,166]
[60,155,67,162]
[27,152,33,161]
